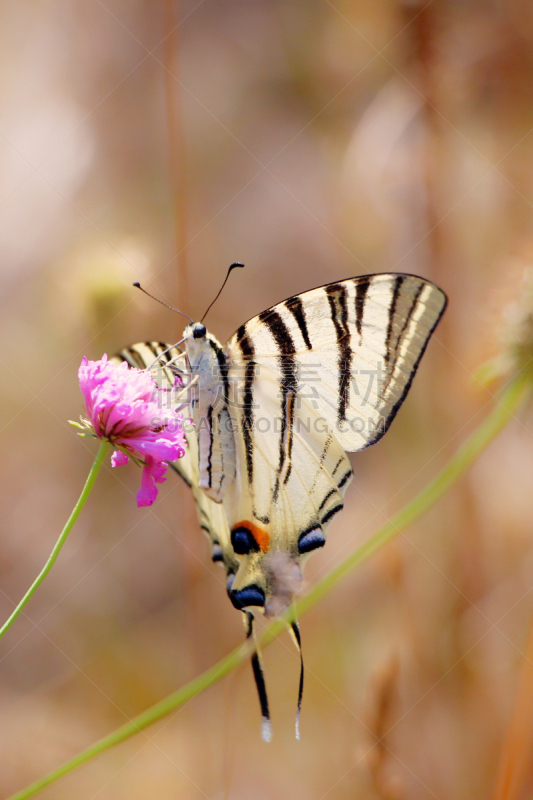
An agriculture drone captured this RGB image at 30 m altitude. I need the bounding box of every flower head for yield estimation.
[76,355,186,507]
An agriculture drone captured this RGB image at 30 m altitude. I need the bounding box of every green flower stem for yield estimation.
[7,375,531,800]
[0,441,110,640]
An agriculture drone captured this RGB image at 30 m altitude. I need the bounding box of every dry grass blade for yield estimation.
[492,614,533,800]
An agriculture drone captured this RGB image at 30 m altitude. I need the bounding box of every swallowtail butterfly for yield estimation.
[114,272,446,740]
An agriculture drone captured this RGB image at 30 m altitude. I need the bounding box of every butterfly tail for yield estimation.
[244,611,272,742]
[289,619,304,740]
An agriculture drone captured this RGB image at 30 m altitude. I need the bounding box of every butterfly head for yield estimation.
[183,321,207,341]
[183,322,216,367]
[191,322,207,339]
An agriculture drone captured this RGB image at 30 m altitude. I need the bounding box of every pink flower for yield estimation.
[78,355,186,507]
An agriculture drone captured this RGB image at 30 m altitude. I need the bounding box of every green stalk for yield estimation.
[7,375,530,800]
[0,441,110,640]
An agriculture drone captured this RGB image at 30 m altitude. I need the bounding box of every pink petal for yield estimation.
[137,467,157,506]
[149,459,168,484]
[111,450,129,468]
[132,437,183,463]
[136,458,169,507]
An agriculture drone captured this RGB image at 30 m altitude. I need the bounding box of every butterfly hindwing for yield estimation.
[217,363,352,612]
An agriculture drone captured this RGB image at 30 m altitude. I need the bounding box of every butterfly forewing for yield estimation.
[225,274,446,453]
[112,343,239,579]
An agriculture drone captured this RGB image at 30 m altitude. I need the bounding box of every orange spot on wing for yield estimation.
[235,520,270,552]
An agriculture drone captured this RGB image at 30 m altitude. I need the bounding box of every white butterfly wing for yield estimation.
[226,273,446,453]
[112,343,238,578]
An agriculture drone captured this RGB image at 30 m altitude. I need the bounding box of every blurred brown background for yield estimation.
[2,0,533,797]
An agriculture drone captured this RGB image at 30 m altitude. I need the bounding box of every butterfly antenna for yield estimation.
[289,619,304,740]
[201,262,244,323]
[133,282,193,324]
[244,611,272,742]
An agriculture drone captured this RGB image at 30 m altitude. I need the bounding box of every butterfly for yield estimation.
[114,271,446,739]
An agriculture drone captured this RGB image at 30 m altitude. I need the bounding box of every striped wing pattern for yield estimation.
[219,273,445,608]
[226,274,446,453]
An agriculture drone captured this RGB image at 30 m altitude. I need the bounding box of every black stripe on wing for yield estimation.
[124,346,148,369]
[321,503,344,526]
[354,277,371,344]
[331,456,343,476]
[318,489,337,512]
[206,404,214,489]
[258,309,299,503]
[384,275,405,367]
[236,325,256,488]
[282,391,296,487]
[393,282,424,359]
[208,337,230,405]
[325,284,352,425]
[337,469,353,489]
[367,282,447,446]
[284,295,312,350]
